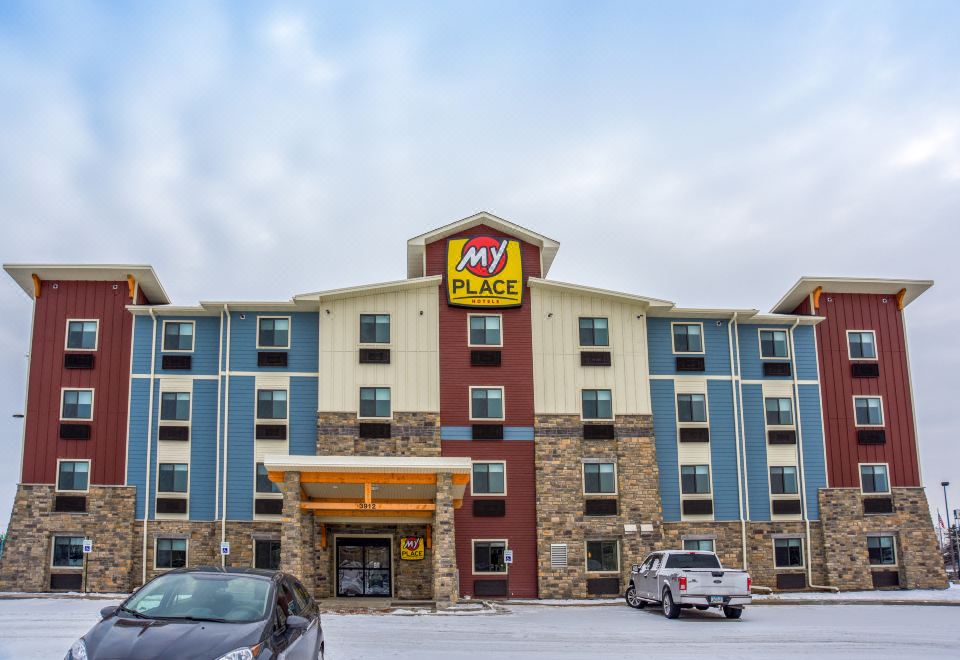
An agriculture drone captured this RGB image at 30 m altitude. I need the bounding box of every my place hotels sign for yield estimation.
[446,236,524,308]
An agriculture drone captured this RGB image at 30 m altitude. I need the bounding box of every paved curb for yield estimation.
[502,598,960,608]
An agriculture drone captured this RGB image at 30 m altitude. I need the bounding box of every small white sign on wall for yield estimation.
[82,539,93,554]
[504,549,514,565]
[220,542,231,556]
[623,523,638,533]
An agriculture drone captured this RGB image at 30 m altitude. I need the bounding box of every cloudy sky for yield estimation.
[1,1,958,530]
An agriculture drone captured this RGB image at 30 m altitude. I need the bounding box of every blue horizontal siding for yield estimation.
[792,325,818,381]
[290,377,318,455]
[189,379,218,521]
[742,384,770,521]
[648,317,732,376]
[441,426,534,440]
[226,376,255,520]
[707,380,740,521]
[132,315,154,375]
[127,378,151,518]
[651,380,680,522]
[228,312,319,372]
[799,384,826,520]
[154,316,221,375]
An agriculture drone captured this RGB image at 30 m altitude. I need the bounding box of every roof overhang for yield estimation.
[528,277,675,308]
[293,275,441,302]
[4,264,170,304]
[406,211,560,279]
[772,277,933,314]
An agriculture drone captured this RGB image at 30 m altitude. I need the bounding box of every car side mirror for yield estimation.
[100,605,118,619]
[631,564,640,574]
[286,615,310,631]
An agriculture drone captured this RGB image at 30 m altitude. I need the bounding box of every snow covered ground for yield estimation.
[2,597,959,659]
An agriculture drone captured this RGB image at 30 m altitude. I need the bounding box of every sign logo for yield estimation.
[446,236,523,308]
[400,536,425,561]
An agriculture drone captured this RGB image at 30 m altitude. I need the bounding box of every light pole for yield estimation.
[943,481,958,582]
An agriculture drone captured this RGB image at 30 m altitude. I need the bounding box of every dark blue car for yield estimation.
[66,567,324,660]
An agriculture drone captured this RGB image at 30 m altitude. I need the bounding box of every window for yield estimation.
[581,389,613,420]
[61,389,93,420]
[770,466,799,495]
[359,314,390,344]
[759,329,789,358]
[258,317,290,349]
[774,538,804,568]
[586,540,619,572]
[65,320,98,350]
[579,318,609,347]
[473,540,507,573]
[156,538,187,569]
[160,392,191,421]
[765,397,794,426]
[158,464,188,493]
[672,323,703,353]
[472,462,506,495]
[255,539,281,570]
[867,535,896,566]
[469,315,502,346]
[854,397,884,426]
[57,461,89,492]
[359,387,391,418]
[470,387,503,420]
[683,539,715,552]
[681,465,711,494]
[583,463,616,494]
[677,393,707,423]
[163,322,194,352]
[257,390,288,420]
[860,464,890,494]
[52,536,84,568]
[848,331,877,360]
[256,463,280,494]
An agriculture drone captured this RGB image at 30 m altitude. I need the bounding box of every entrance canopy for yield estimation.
[264,455,471,524]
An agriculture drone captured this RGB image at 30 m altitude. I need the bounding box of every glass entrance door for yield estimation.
[336,537,392,597]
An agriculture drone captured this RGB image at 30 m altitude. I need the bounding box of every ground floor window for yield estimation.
[774,538,804,568]
[156,538,187,569]
[586,540,619,573]
[255,539,281,570]
[683,538,715,552]
[867,535,897,566]
[52,536,84,568]
[473,540,507,574]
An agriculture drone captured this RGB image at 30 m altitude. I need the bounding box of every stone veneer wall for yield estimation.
[535,414,663,599]
[316,412,440,456]
[820,487,948,590]
[0,484,136,593]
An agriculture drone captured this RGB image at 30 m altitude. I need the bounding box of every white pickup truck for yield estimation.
[625,550,751,619]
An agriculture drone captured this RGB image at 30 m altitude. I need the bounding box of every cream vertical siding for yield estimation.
[319,285,439,413]
[531,287,651,415]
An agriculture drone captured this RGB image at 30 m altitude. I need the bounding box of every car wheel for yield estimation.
[723,606,743,619]
[625,585,645,609]
[662,589,680,619]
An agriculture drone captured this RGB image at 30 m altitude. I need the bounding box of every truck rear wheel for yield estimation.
[723,606,743,619]
[661,589,680,619]
[625,585,645,609]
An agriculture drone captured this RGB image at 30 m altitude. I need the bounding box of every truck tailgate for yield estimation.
[683,569,749,595]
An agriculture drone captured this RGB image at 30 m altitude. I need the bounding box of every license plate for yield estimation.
[709,596,725,604]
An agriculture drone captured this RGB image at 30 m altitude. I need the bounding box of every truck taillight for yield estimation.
[747,577,752,592]
[679,576,687,592]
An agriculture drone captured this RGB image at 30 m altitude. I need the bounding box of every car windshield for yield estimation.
[123,573,273,623]
[665,553,721,569]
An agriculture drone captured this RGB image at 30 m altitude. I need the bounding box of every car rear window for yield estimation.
[664,553,721,569]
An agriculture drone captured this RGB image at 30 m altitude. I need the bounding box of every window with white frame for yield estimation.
[359,387,391,418]
[586,540,619,572]
[854,396,883,426]
[472,462,506,495]
[469,315,502,346]
[867,535,896,566]
[256,463,280,494]
[156,538,187,569]
[683,538,715,552]
[579,317,609,346]
[61,389,93,420]
[759,329,789,359]
[162,321,194,352]
[473,540,507,573]
[359,314,390,344]
[774,538,804,568]
[765,397,794,426]
[470,387,503,420]
[860,464,890,494]
[770,466,799,495]
[673,323,703,353]
[157,464,188,493]
[847,331,877,360]
[65,320,98,350]
[583,462,616,494]
[677,393,707,423]
[52,536,84,568]
[160,392,191,421]
[681,465,711,494]
[257,390,288,420]
[581,389,613,420]
[57,460,89,492]
[258,317,290,348]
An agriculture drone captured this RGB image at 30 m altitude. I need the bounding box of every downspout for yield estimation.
[214,308,224,528]
[732,318,750,529]
[142,309,158,585]
[727,313,747,571]
[17,298,36,481]
[788,319,838,592]
[221,306,232,566]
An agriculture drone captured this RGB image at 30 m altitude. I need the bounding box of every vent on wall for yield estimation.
[256,424,287,440]
[580,351,612,367]
[584,499,618,516]
[851,363,880,378]
[258,352,289,367]
[473,499,506,517]
[586,577,621,595]
[772,499,802,515]
[359,348,391,364]
[767,430,797,445]
[675,357,705,372]
[156,498,188,514]
[64,354,95,369]
[550,543,568,567]
[358,423,391,439]
[54,495,87,513]
[473,579,508,597]
[50,573,83,590]
[255,498,283,515]
[679,427,710,443]
[472,424,503,440]
[162,355,192,370]
[763,362,792,377]
[871,570,900,588]
[857,429,886,445]
[681,499,713,515]
[583,424,615,440]
[863,497,894,515]
[59,424,91,440]
[776,572,807,590]
[470,350,501,366]
[158,425,189,441]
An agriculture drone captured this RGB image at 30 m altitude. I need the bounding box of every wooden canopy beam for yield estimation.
[127,274,137,300]
[32,274,41,299]
[895,287,907,311]
[269,471,441,485]
[309,509,434,519]
[301,501,436,512]
[812,286,823,312]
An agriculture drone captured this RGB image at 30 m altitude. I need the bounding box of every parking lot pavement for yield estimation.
[2,597,959,659]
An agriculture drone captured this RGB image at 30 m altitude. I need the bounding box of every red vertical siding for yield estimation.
[426,224,540,597]
[813,292,920,488]
[21,280,134,485]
